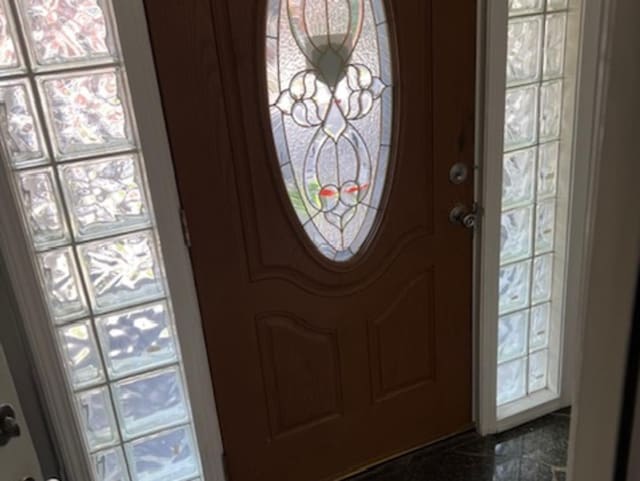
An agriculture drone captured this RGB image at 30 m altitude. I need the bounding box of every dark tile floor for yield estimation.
[348,409,571,481]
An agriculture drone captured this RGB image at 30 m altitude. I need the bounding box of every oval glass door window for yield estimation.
[266,0,394,262]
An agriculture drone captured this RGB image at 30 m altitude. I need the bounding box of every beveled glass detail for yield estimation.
[266,0,393,261]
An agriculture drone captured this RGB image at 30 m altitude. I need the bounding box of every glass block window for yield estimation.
[266,0,393,262]
[497,0,570,408]
[0,2,203,480]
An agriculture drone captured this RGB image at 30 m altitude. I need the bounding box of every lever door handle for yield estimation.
[449,203,480,229]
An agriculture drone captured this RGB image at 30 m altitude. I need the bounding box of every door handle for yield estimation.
[0,404,21,447]
[449,203,479,229]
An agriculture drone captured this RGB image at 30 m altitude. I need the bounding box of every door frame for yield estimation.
[475,0,606,433]
[0,0,609,480]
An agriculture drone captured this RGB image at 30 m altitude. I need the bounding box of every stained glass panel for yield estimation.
[266,0,393,261]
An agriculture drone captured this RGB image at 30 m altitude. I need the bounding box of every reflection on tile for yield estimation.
[348,410,571,481]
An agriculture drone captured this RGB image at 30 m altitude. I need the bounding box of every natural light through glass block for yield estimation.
[0,79,47,166]
[78,231,165,313]
[95,302,178,379]
[37,247,89,323]
[0,1,204,479]
[113,367,189,440]
[16,0,116,67]
[500,0,571,411]
[498,310,528,363]
[507,16,542,86]
[58,320,105,390]
[497,358,527,405]
[39,69,134,159]
[126,426,199,481]
[77,386,119,452]
[60,155,151,240]
[16,167,69,249]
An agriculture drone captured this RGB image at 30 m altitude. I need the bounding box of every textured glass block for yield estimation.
[530,302,551,351]
[508,0,544,16]
[0,0,23,74]
[544,13,567,79]
[126,426,200,481]
[76,386,119,451]
[548,0,569,11]
[16,167,69,249]
[93,447,130,481]
[500,206,533,264]
[503,147,536,209]
[532,254,553,304]
[498,310,528,363]
[78,231,165,313]
[17,0,117,68]
[60,155,151,240]
[529,349,549,392]
[540,80,563,141]
[96,302,178,379]
[113,367,189,440]
[506,17,542,86]
[497,358,527,405]
[536,199,556,254]
[37,247,89,323]
[538,142,559,199]
[504,85,538,150]
[266,0,392,261]
[499,260,531,314]
[0,79,48,167]
[58,320,105,390]
[39,69,135,159]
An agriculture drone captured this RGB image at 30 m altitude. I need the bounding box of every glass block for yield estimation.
[126,426,200,481]
[60,155,152,241]
[58,320,105,390]
[15,167,69,249]
[38,69,135,160]
[504,85,538,151]
[508,0,544,16]
[499,260,531,314]
[547,0,569,11]
[16,0,118,68]
[0,79,48,167]
[78,231,165,313]
[536,199,556,254]
[544,13,567,79]
[532,254,553,304]
[76,386,119,452]
[93,447,130,481]
[113,367,189,440]
[506,16,542,86]
[500,206,533,264]
[96,302,178,379]
[540,80,563,142]
[498,310,528,363]
[529,349,549,393]
[538,142,559,199]
[37,247,89,323]
[530,302,551,351]
[0,0,24,75]
[497,358,527,406]
[502,147,536,209]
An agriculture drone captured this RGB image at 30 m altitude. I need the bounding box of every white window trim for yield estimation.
[476,0,605,434]
[0,1,226,480]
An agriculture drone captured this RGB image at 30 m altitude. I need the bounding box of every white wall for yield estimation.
[568,0,640,478]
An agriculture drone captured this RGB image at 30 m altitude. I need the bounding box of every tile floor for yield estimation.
[347,409,571,481]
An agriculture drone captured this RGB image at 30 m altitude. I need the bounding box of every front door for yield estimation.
[145,1,476,480]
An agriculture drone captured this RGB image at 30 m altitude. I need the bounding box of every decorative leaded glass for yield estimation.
[266,0,393,261]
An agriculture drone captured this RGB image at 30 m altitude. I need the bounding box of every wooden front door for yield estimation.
[145,1,476,480]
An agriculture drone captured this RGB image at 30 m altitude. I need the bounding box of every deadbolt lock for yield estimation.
[449,162,470,184]
[0,404,21,447]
